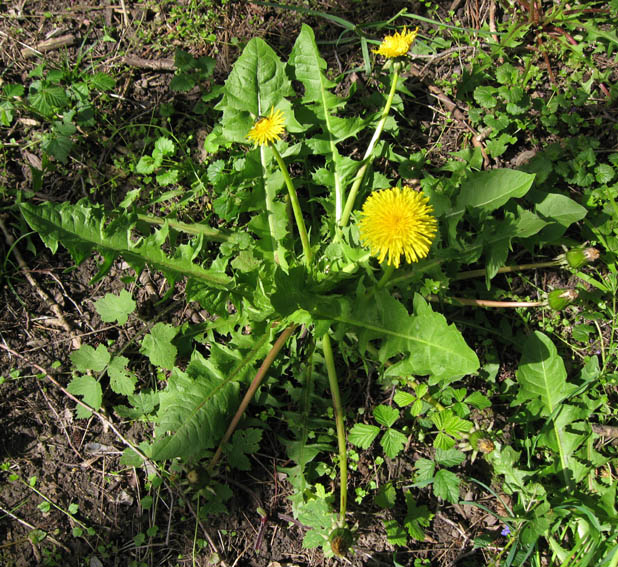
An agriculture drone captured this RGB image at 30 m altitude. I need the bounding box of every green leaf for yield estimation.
[473,86,498,108]
[107,355,137,396]
[216,37,291,142]
[433,469,460,503]
[140,323,178,370]
[404,493,432,541]
[514,331,574,417]
[95,289,136,325]
[135,155,159,174]
[70,344,110,372]
[435,448,466,467]
[464,390,491,410]
[151,349,242,460]
[348,423,380,449]
[535,193,587,227]
[0,101,15,126]
[380,428,408,459]
[393,390,416,407]
[67,375,102,418]
[223,428,263,471]
[156,169,179,186]
[431,409,472,440]
[170,73,195,92]
[154,137,175,156]
[89,73,116,91]
[373,404,399,428]
[28,84,68,117]
[366,293,479,384]
[450,169,535,217]
[384,519,407,546]
[19,200,231,288]
[375,482,397,509]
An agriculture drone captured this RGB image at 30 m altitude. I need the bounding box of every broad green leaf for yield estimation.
[223,428,263,471]
[70,344,110,372]
[434,448,466,467]
[473,85,497,108]
[385,519,407,546]
[535,193,587,227]
[154,137,175,156]
[216,37,291,142]
[28,84,68,117]
[0,101,15,126]
[431,409,472,440]
[107,355,137,396]
[348,423,380,449]
[433,469,460,504]
[151,349,241,460]
[514,331,574,417]
[373,404,399,428]
[19,200,231,288]
[375,482,397,509]
[393,390,416,407]
[380,428,408,459]
[140,323,178,370]
[447,169,535,217]
[67,375,102,418]
[95,289,136,325]
[465,390,491,410]
[366,293,479,384]
[404,493,432,541]
[414,458,436,484]
[89,72,116,91]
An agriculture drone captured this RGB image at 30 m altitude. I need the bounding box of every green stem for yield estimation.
[339,68,401,227]
[208,324,297,473]
[322,332,347,526]
[137,214,230,242]
[376,263,395,290]
[261,145,287,266]
[271,145,313,267]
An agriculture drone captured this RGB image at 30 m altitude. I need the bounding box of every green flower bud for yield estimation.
[564,247,600,269]
[547,289,578,311]
[329,526,355,557]
[469,431,494,453]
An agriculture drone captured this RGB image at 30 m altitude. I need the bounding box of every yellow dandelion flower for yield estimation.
[247,107,285,146]
[359,186,437,268]
[373,27,418,59]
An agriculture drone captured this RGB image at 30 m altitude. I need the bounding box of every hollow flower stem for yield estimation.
[322,332,347,525]
[271,145,312,267]
[340,68,401,227]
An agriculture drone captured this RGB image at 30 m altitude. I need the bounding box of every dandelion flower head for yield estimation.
[247,107,285,146]
[359,186,437,268]
[374,27,418,59]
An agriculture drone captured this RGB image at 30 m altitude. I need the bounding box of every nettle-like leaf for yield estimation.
[380,428,408,459]
[70,344,110,372]
[216,37,293,143]
[67,375,102,418]
[223,428,263,471]
[140,322,178,370]
[107,355,137,396]
[20,200,231,289]
[348,423,380,449]
[433,469,460,504]
[95,290,136,325]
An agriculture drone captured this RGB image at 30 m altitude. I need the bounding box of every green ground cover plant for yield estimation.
[4,3,617,565]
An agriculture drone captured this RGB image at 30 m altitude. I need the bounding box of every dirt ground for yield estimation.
[0,1,614,566]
